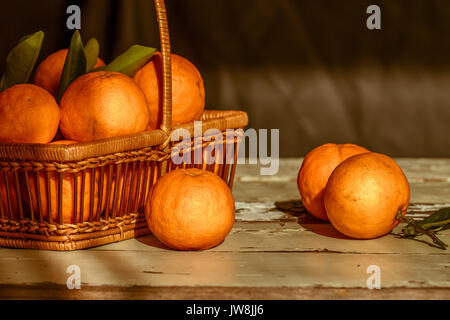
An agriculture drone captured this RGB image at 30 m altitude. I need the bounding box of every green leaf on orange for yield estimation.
[95,45,155,76]
[84,38,100,72]
[57,30,87,102]
[0,31,45,92]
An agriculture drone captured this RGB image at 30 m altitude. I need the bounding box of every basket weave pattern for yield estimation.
[0,0,248,250]
[0,124,245,250]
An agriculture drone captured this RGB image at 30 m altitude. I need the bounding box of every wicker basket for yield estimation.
[0,0,248,251]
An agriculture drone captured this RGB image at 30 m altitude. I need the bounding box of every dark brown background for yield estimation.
[1,0,449,157]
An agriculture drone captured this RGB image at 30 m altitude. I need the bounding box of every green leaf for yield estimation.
[0,31,45,92]
[18,33,35,44]
[57,30,87,102]
[401,207,450,238]
[84,38,100,72]
[418,207,450,231]
[96,45,156,76]
[402,224,418,237]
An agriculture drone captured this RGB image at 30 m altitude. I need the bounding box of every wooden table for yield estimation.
[0,158,449,299]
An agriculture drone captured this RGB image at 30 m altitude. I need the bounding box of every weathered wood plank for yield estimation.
[235,158,450,181]
[233,158,450,203]
[80,222,449,255]
[396,158,450,181]
[0,221,448,290]
[235,201,450,222]
[0,249,448,289]
[408,182,450,204]
[233,180,450,203]
[1,285,449,300]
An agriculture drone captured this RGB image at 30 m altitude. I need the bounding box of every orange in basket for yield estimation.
[60,71,150,142]
[26,169,108,224]
[34,49,105,98]
[22,139,106,224]
[324,152,410,239]
[298,143,370,221]
[134,52,205,130]
[0,84,60,144]
[0,173,19,219]
[145,168,235,251]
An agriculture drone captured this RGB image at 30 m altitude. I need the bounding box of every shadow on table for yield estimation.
[136,234,171,250]
[392,232,445,250]
[135,229,229,251]
[275,199,352,240]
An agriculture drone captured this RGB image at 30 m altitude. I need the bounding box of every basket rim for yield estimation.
[0,110,248,162]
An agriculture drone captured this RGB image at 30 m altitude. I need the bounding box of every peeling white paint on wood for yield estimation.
[235,201,293,221]
[235,201,450,222]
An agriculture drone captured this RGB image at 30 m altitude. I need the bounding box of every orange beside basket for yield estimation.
[0,0,248,251]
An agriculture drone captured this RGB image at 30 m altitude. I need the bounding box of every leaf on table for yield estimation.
[57,30,87,102]
[403,207,450,236]
[0,31,45,92]
[95,45,156,76]
[402,223,418,237]
[84,38,100,72]
[399,208,449,250]
[418,207,450,231]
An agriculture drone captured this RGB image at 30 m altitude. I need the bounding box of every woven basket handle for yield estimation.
[154,0,172,134]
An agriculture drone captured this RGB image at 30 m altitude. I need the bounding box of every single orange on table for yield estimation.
[33,49,105,97]
[0,84,60,144]
[60,71,150,142]
[324,152,410,239]
[297,143,370,221]
[145,168,235,251]
[133,52,205,130]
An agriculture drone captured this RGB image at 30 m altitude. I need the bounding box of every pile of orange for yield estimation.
[0,41,207,225]
[0,51,205,144]
[298,143,410,239]
[33,49,106,98]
